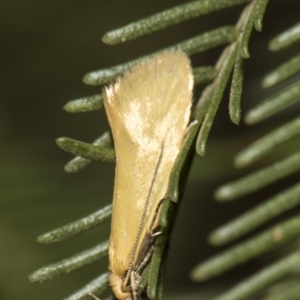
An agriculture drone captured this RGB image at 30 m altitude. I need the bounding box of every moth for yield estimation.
[103,50,193,300]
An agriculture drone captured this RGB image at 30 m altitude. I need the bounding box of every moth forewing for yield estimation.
[103,50,193,300]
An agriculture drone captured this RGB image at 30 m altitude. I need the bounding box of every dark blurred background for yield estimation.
[1,1,300,299]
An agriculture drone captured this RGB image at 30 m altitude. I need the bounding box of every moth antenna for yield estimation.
[127,142,165,274]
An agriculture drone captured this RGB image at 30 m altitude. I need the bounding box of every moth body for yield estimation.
[103,50,193,300]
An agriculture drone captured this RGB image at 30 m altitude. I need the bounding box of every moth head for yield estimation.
[110,272,132,300]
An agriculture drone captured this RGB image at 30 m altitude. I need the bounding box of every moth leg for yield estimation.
[130,271,138,300]
[134,245,155,276]
[89,293,101,300]
[149,198,166,233]
[122,272,130,292]
[183,120,198,137]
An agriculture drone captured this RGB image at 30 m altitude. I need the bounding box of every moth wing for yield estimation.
[104,50,193,278]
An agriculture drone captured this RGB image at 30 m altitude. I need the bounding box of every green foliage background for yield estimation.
[1,1,300,299]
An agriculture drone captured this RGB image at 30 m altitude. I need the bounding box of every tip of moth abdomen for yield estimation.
[110,272,132,300]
